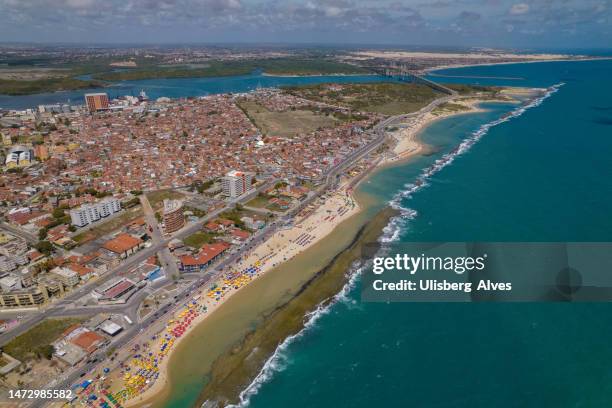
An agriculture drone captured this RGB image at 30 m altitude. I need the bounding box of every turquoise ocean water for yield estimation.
[234,59,612,408]
[6,58,611,407]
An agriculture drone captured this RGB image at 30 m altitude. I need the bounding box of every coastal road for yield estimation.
[27,91,459,406]
[32,218,285,408]
[0,179,278,345]
[2,91,458,346]
[140,194,181,279]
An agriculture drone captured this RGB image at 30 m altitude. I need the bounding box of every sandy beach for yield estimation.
[89,90,530,408]
[114,185,363,407]
[348,51,573,61]
[381,98,486,164]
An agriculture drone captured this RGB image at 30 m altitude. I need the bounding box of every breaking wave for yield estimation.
[225,83,563,408]
[386,83,564,240]
[226,260,363,408]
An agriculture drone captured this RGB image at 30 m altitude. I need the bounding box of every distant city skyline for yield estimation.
[0,0,610,49]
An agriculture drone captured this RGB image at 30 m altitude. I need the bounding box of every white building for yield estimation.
[70,197,121,227]
[50,267,80,288]
[5,147,32,167]
[222,170,254,198]
[0,256,17,273]
[0,237,29,273]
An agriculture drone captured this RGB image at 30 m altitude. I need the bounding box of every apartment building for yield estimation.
[70,197,121,227]
[84,93,110,112]
[162,199,185,234]
[0,285,49,308]
[50,267,80,288]
[0,237,28,273]
[222,170,254,198]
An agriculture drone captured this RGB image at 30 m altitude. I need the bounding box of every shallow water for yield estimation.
[241,59,612,408]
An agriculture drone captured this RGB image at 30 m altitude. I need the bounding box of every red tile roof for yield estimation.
[103,233,142,254]
[70,331,106,354]
[180,242,230,267]
[67,263,93,277]
[231,229,250,240]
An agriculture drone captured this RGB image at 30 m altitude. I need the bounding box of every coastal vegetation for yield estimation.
[0,56,369,95]
[0,77,103,96]
[283,82,441,115]
[93,58,369,81]
[446,83,500,96]
[432,102,471,115]
[4,318,84,361]
[194,207,397,406]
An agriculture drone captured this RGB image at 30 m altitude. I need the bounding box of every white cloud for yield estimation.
[65,0,94,8]
[509,3,530,15]
[325,6,343,17]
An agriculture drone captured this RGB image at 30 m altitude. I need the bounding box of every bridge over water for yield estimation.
[374,65,457,96]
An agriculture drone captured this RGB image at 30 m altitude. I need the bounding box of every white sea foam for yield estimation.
[225,83,563,408]
[226,261,364,408]
[385,82,564,241]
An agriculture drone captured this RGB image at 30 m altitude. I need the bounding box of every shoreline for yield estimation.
[111,109,434,408]
[98,87,536,408]
[119,181,373,407]
[260,72,375,78]
[194,206,398,407]
[378,89,540,167]
[424,56,612,74]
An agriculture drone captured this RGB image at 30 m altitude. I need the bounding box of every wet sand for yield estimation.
[194,206,397,407]
[143,191,382,408]
[120,93,514,408]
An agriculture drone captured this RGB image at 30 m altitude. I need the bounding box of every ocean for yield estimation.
[234,59,612,408]
[7,57,610,407]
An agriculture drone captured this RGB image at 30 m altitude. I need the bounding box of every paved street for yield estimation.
[140,194,180,279]
[2,91,467,407]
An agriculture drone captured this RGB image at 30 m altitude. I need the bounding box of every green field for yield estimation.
[183,231,216,248]
[283,83,441,115]
[238,100,338,138]
[245,194,271,209]
[4,318,85,361]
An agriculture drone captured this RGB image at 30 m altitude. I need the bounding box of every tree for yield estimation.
[51,208,65,219]
[35,241,53,255]
[36,344,54,360]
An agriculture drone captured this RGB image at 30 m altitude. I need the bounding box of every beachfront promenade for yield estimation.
[21,109,395,408]
[20,85,467,408]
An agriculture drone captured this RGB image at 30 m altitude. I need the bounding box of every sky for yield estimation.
[0,0,610,49]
